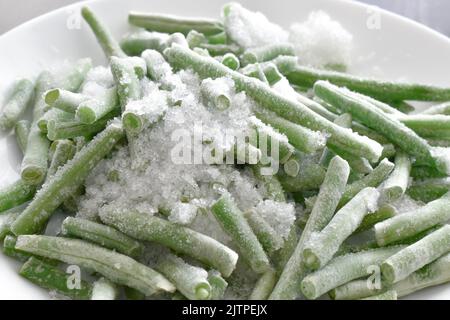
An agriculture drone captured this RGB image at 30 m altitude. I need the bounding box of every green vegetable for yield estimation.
[0,79,34,131]
[0,180,35,215]
[14,120,30,154]
[211,192,270,274]
[99,207,238,277]
[16,235,175,296]
[11,121,125,235]
[20,257,93,300]
[61,217,144,259]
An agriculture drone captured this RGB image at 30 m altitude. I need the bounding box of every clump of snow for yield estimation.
[391,194,424,215]
[168,202,199,225]
[254,200,296,240]
[223,2,288,49]
[289,10,353,69]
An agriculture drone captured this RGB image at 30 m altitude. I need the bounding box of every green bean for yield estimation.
[47,109,119,141]
[253,106,326,154]
[353,92,403,115]
[124,286,145,300]
[374,191,450,246]
[207,31,227,45]
[355,204,397,234]
[91,277,119,300]
[221,53,240,71]
[20,257,93,300]
[241,44,295,66]
[99,207,238,277]
[47,139,76,178]
[110,57,141,111]
[381,225,450,284]
[407,177,450,203]
[314,81,449,174]
[338,159,394,209]
[81,7,126,58]
[303,187,380,270]
[393,252,450,297]
[128,11,223,36]
[0,79,34,131]
[120,30,169,56]
[361,290,397,300]
[320,114,373,174]
[261,63,283,86]
[300,246,403,300]
[76,87,119,124]
[14,120,30,154]
[61,217,144,259]
[249,268,277,300]
[250,118,295,164]
[155,253,211,300]
[11,122,124,235]
[277,158,326,193]
[244,209,284,254]
[208,270,228,300]
[16,235,175,295]
[0,209,20,241]
[329,279,381,300]
[410,165,446,180]
[211,193,270,274]
[421,101,450,115]
[198,43,241,56]
[0,180,35,214]
[270,156,349,299]
[20,71,54,185]
[186,30,207,48]
[381,152,411,202]
[22,60,91,185]
[240,63,268,83]
[44,89,89,113]
[395,114,450,138]
[200,78,232,111]
[164,45,383,162]
[3,235,34,262]
[38,108,75,133]
[274,56,450,102]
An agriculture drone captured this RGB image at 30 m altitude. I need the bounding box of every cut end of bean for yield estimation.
[76,104,97,124]
[195,285,211,300]
[303,248,320,270]
[21,166,46,185]
[381,261,396,285]
[215,95,231,111]
[300,278,317,300]
[44,89,60,105]
[122,112,143,135]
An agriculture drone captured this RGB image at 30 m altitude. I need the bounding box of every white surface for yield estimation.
[0,0,450,300]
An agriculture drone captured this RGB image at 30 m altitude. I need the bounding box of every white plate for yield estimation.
[1,0,450,300]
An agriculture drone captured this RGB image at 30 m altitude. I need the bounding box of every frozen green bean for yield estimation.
[61,217,144,259]
[244,209,284,254]
[249,268,277,300]
[270,156,350,299]
[300,246,403,300]
[381,152,411,202]
[303,187,380,270]
[20,257,93,300]
[381,225,450,284]
[14,120,30,154]
[47,139,76,178]
[12,122,125,235]
[129,11,223,36]
[374,191,450,246]
[0,180,35,215]
[211,193,270,274]
[81,6,126,58]
[241,44,295,66]
[407,177,450,203]
[99,207,238,277]
[221,53,240,71]
[155,253,211,300]
[361,290,397,300]
[0,79,34,131]
[15,235,175,295]
[44,89,89,114]
[208,270,228,300]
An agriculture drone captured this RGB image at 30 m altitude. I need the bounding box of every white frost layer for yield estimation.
[254,200,295,240]
[289,11,353,68]
[223,2,288,49]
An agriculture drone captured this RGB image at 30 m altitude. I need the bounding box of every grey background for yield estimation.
[0,0,449,36]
